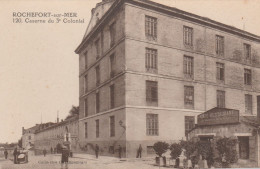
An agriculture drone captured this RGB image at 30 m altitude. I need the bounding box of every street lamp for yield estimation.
[119,120,126,130]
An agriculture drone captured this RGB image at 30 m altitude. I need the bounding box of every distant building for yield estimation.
[75,0,260,159]
[34,115,79,154]
[22,123,54,149]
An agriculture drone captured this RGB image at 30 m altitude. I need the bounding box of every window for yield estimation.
[244,69,252,85]
[96,92,100,113]
[146,81,158,105]
[245,94,252,114]
[110,54,115,78]
[216,35,224,56]
[109,146,114,154]
[95,39,100,59]
[238,136,249,159]
[84,98,88,117]
[145,48,157,72]
[84,75,88,93]
[28,136,31,140]
[244,43,251,61]
[185,116,195,137]
[96,65,100,86]
[84,122,88,138]
[96,120,99,138]
[110,84,115,109]
[183,56,193,77]
[217,90,225,108]
[145,15,157,40]
[110,22,116,47]
[84,51,88,69]
[183,26,193,46]
[110,116,115,137]
[146,114,158,136]
[147,146,155,154]
[184,86,194,109]
[216,62,225,81]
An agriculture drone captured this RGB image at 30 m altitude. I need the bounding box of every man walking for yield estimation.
[95,144,99,159]
[4,149,8,159]
[136,144,142,158]
[13,148,18,164]
[43,148,47,157]
[118,145,122,159]
[61,146,69,169]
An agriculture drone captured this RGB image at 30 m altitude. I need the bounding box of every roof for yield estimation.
[35,115,78,134]
[75,0,260,53]
[240,116,260,127]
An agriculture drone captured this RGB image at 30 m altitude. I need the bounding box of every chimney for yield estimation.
[257,96,260,124]
[22,127,24,135]
[57,111,59,123]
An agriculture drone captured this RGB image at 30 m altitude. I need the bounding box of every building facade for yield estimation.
[21,123,53,149]
[189,107,260,167]
[22,126,38,149]
[34,116,79,154]
[75,0,260,158]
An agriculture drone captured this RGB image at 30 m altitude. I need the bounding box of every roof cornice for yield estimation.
[75,0,260,54]
[130,0,260,42]
[75,0,123,54]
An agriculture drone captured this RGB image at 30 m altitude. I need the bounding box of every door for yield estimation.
[238,136,249,159]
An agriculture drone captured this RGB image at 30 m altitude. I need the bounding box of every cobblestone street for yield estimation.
[0,153,159,169]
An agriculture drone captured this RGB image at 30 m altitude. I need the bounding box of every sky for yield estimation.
[0,0,259,143]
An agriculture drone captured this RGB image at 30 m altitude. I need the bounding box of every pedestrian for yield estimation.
[118,145,122,159]
[43,148,47,157]
[4,149,8,159]
[13,147,18,164]
[95,144,99,159]
[61,146,69,168]
[136,144,142,158]
[51,147,53,154]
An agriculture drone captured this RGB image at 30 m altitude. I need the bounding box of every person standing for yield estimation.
[4,149,8,159]
[95,144,99,159]
[43,148,47,157]
[118,145,122,159]
[50,147,53,154]
[13,148,18,164]
[61,146,69,168]
[136,144,142,158]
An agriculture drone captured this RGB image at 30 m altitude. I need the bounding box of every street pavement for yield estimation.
[0,153,161,169]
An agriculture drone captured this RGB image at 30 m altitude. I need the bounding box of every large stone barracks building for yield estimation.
[75,0,260,159]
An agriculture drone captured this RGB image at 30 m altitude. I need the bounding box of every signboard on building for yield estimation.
[198,107,239,126]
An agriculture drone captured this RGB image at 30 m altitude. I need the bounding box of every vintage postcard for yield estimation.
[1,0,260,168]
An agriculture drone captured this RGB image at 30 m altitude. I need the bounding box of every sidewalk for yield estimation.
[70,153,154,163]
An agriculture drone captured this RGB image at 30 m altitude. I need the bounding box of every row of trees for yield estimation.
[153,137,238,168]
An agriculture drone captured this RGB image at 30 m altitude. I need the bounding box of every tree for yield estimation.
[180,140,196,159]
[153,141,169,157]
[65,105,79,120]
[170,142,182,159]
[18,138,22,148]
[216,137,238,168]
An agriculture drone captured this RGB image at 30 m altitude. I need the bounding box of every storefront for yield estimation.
[189,107,260,167]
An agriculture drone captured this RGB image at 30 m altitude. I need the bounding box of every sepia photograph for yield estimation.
[1,0,260,168]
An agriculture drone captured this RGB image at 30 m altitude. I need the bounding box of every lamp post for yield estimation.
[119,120,126,130]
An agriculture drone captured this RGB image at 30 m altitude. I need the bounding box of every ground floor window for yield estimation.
[199,136,213,142]
[238,136,249,159]
[185,116,195,137]
[146,114,158,136]
[147,146,155,155]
